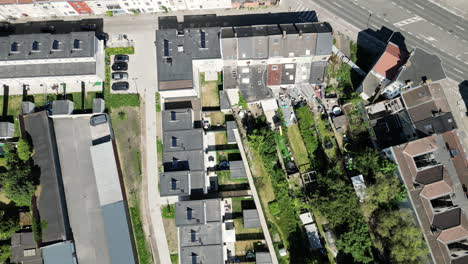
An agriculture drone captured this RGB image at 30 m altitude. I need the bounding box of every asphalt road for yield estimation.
[298,0,468,83]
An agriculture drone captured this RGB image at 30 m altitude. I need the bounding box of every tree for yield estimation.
[362,172,406,217]
[16,139,31,162]
[337,219,374,264]
[0,245,10,263]
[0,146,35,207]
[0,210,19,240]
[375,210,429,263]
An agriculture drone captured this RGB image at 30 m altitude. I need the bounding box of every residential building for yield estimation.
[156,18,333,105]
[175,199,225,264]
[358,42,409,101]
[366,82,456,149]
[381,48,446,100]
[0,0,79,19]
[389,130,468,264]
[21,110,137,264]
[231,0,272,9]
[0,31,105,94]
[161,108,207,197]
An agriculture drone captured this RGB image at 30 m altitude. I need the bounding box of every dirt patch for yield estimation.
[206,111,225,125]
[202,81,220,107]
[110,106,141,205]
[163,218,179,254]
[215,131,227,145]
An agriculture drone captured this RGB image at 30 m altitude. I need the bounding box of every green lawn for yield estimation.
[234,218,262,235]
[287,124,310,172]
[217,170,248,185]
[129,198,152,264]
[170,254,178,264]
[232,197,253,214]
[162,204,175,219]
[214,131,227,145]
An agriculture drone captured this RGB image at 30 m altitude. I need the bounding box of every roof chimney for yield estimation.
[299,30,303,39]
[282,30,287,39]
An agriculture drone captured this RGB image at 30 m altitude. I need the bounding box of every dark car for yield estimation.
[114,55,129,63]
[112,72,128,80]
[112,82,129,91]
[112,62,128,71]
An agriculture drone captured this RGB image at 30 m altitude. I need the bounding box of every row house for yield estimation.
[0,0,271,19]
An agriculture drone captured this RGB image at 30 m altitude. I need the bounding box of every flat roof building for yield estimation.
[0,32,105,93]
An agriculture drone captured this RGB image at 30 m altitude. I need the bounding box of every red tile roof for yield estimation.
[267,64,281,86]
[372,42,409,80]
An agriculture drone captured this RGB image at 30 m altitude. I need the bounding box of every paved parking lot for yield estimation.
[109,53,139,94]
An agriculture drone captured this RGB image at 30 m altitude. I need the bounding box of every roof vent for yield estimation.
[282,30,287,39]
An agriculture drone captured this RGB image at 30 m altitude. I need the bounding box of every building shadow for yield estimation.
[459,81,468,116]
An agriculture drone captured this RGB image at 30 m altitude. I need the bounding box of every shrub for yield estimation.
[17,139,31,161]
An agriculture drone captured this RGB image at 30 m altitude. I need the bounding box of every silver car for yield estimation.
[112,72,128,80]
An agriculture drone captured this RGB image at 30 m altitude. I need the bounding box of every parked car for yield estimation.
[112,62,128,71]
[114,55,129,63]
[112,72,128,80]
[112,82,129,91]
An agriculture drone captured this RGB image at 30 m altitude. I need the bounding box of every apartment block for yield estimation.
[0,31,105,93]
[389,130,468,264]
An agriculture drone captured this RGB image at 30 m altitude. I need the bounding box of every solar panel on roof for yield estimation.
[200,31,206,48]
[163,39,169,57]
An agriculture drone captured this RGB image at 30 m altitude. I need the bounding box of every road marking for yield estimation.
[454,68,464,74]
[456,25,465,31]
[372,24,379,29]
[333,2,343,8]
[393,16,424,27]
[415,4,424,10]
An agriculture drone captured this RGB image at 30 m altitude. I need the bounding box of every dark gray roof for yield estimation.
[397,48,446,88]
[102,201,137,264]
[0,122,14,138]
[230,160,247,179]
[415,165,444,185]
[163,129,203,152]
[180,244,224,264]
[432,208,461,230]
[0,32,96,61]
[219,90,231,110]
[243,209,261,228]
[93,98,105,113]
[22,111,70,244]
[160,171,190,196]
[222,22,332,60]
[256,252,273,264]
[315,30,333,56]
[41,241,76,264]
[11,232,42,264]
[51,100,74,115]
[238,65,273,102]
[226,121,236,143]
[175,199,221,226]
[21,101,35,115]
[156,27,221,83]
[0,61,96,79]
[179,222,222,247]
[163,149,204,172]
[163,109,193,131]
[309,61,327,84]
